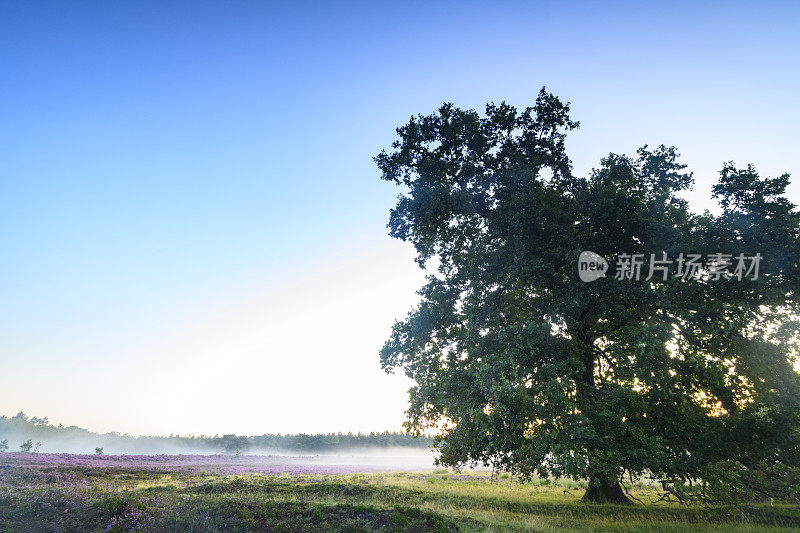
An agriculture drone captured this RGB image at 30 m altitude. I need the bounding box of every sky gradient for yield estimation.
[1,1,799,436]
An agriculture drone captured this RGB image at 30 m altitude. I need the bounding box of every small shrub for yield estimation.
[98,494,151,532]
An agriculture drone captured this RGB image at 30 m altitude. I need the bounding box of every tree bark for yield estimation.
[582,474,632,504]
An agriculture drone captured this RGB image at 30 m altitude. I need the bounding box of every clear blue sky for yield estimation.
[1,1,798,436]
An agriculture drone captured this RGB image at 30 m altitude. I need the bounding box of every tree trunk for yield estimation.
[574,313,631,505]
[582,474,632,504]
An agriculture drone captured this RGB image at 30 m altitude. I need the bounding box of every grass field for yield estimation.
[2,454,800,532]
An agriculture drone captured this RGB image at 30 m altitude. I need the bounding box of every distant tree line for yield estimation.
[0,412,433,455]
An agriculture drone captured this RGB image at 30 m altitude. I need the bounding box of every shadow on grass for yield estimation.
[179,477,800,530]
[167,499,459,532]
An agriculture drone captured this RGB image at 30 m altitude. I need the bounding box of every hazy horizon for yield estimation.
[0,409,434,439]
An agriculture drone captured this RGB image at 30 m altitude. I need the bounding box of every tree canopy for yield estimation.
[377,88,800,503]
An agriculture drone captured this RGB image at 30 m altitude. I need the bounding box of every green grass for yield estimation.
[2,467,800,531]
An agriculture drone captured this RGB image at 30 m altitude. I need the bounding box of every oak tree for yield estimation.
[377,89,800,503]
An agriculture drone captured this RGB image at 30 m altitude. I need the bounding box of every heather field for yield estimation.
[3,453,800,532]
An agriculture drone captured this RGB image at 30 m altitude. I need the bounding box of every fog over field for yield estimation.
[0,412,441,470]
[294,448,438,470]
[0,436,437,471]
[0,449,441,476]
[2,443,439,471]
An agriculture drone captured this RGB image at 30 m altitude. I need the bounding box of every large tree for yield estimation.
[376,89,800,503]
